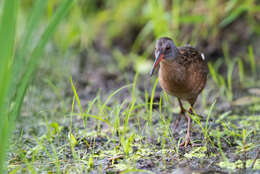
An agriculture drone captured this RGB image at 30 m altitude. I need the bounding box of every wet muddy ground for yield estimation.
[9,54,260,173]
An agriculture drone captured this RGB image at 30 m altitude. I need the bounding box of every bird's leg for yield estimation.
[179,105,193,147]
[178,98,186,114]
[179,113,191,147]
[173,98,185,131]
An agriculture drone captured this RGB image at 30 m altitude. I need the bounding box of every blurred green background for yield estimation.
[19,0,260,76]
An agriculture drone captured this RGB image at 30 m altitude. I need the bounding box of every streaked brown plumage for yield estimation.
[150,37,208,147]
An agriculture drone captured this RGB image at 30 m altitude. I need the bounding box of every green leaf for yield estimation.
[220,5,248,28]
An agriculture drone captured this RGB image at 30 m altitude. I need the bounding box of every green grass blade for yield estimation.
[237,58,244,83]
[70,96,76,133]
[71,113,112,126]
[204,100,216,147]
[15,0,47,66]
[0,0,18,172]
[248,46,256,75]
[10,0,48,97]
[0,0,18,112]
[0,0,74,172]
[149,77,159,121]
[12,0,75,121]
[101,84,133,118]
[220,5,248,28]
[227,61,235,101]
[70,78,83,113]
[208,62,219,85]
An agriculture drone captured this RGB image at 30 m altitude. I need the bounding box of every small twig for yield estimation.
[250,149,260,169]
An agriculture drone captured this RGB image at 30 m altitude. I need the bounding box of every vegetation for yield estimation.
[1,0,259,173]
[0,0,73,173]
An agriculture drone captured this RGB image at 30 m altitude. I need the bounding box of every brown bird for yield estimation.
[150,37,208,147]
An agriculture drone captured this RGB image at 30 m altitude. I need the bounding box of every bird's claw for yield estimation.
[179,138,201,147]
[179,135,191,147]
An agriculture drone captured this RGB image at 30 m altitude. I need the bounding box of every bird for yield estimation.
[150,37,208,147]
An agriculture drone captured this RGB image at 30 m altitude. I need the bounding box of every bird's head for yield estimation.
[150,37,179,76]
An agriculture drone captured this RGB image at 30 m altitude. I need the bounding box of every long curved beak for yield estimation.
[150,50,164,76]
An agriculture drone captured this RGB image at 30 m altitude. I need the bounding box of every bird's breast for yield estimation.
[158,61,189,97]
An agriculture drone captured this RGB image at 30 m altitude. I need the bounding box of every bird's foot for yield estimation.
[179,135,191,147]
[179,137,202,147]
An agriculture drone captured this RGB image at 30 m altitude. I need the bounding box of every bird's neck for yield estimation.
[173,46,180,57]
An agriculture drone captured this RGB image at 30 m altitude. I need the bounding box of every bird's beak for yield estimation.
[150,50,164,76]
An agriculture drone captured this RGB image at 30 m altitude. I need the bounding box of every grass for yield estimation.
[208,44,257,102]
[4,0,260,173]
[0,0,18,172]
[8,59,259,173]
[0,0,74,173]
